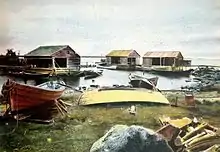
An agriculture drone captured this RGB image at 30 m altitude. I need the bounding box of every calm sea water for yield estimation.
[0,69,188,90]
[0,57,218,90]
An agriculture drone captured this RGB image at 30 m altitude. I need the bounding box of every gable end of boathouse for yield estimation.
[106,49,141,66]
[24,45,81,70]
[142,51,191,67]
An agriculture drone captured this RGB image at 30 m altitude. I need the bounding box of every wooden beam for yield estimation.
[174,58,176,67]
[52,57,55,69]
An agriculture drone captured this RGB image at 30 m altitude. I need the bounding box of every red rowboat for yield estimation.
[1,79,66,112]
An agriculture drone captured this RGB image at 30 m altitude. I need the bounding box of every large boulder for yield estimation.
[90,125,173,152]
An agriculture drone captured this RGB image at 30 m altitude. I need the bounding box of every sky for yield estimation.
[0,0,220,58]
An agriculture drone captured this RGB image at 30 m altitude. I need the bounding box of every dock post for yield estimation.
[52,57,55,69]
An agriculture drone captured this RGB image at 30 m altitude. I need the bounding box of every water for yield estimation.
[0,56,218,90]
[0,68,189,90]
[0,57,218,90]
[74,68,188,90]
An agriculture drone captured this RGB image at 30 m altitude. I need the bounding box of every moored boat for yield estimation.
[84,70,103,80]
[8,71,50,79]
[151,69,193,77]
[84,73,102,80]
[128,74,158,90]
[1,79,66,112]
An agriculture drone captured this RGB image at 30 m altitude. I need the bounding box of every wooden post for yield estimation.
[66,58,69,68]
[52,57,55,68]
[160,57,162,66]
[174,58,176,67]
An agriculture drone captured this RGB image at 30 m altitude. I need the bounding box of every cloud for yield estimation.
[0,1,10,53]
[2,0,220,58]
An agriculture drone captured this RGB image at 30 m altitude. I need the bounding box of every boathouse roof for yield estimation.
[106,50,140,57]
[143,51,183,58]
[25,45,77,57]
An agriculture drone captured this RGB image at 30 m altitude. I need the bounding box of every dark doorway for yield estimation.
[111,57,120,64]
[55,58,67,68]
[128,58,136,65]
[152,58,160,66]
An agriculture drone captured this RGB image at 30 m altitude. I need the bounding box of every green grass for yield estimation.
[0,95,220,152]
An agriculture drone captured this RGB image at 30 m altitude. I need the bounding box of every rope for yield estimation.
[0,79,19,136]
[1,79,16,106]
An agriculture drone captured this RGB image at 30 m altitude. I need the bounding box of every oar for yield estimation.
[57,83,83,93]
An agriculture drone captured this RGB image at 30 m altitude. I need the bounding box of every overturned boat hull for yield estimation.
[78,88,170,106]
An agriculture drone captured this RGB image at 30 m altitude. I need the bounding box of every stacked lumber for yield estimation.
[157,117,220,152]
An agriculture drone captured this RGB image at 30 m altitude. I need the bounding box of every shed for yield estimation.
[143,51,186,67]
[24,45,80,70]
[106,49,140,65]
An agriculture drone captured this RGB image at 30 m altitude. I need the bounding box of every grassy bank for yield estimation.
[0,93,220,152]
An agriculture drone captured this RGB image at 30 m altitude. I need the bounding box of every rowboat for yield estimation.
[129,74,159,86]
[84,70,103,80]
[83,69,103,75]
[128,74,159,90]
[8,71,50,79]
[151,69,193,77]
[1,80,66,112]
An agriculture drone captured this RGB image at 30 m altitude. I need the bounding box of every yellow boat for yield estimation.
[78,88,170,106]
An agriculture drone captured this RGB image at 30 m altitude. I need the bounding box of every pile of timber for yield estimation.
[157,117,220,152]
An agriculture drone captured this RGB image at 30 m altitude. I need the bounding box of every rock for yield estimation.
[90,125,173,152]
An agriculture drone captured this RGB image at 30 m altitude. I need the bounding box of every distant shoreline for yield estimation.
[80,56,220,66]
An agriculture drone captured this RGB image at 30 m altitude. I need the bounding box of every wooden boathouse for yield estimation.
[24,45,80,75]
[106,49,140,66]
[142,51,191,67]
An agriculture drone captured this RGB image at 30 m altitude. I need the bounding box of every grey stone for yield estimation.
[90,125,173,152]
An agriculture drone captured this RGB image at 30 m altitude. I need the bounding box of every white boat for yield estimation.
[128,74,159,90]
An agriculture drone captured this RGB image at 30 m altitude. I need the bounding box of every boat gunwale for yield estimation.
[13,81,66,92]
